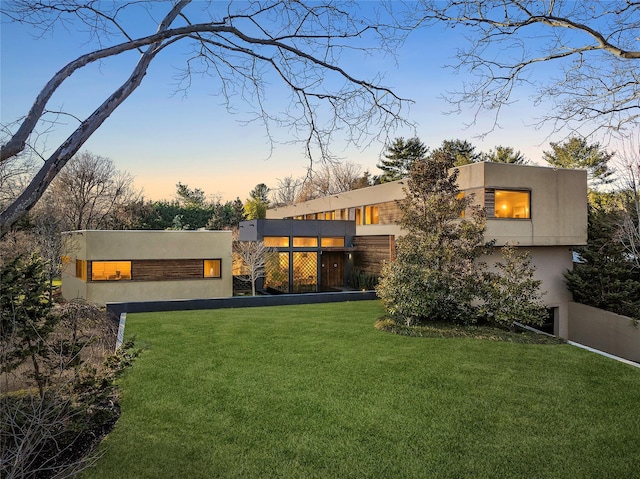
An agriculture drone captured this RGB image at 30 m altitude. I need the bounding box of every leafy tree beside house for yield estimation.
[482,245,547,328]
[376,151,489,325]
[208,198,246,230]
[377,150,548,327]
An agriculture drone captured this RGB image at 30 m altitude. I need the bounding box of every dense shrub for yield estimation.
[349,268,379,290]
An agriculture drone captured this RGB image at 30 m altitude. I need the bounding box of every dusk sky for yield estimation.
[1,2,584,202]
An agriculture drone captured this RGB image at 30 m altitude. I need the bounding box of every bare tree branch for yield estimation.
[1,1,412,236]
[413,0,640,137]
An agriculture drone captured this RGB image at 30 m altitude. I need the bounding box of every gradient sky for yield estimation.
[1,2,573,203]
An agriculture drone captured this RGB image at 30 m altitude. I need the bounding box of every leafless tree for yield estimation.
[234,240,274,296]
[298,161,370,201]
[32,202,66,301]
[617,135,640,270]
[0,153,35,208]
[1,298,117,479]
[414,1,640,137]
[271,176,305,207]
[1,391,103,479]
[47,151,141,231]
[0,0,411,237]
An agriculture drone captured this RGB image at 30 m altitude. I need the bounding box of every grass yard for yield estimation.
[84,301,640,478]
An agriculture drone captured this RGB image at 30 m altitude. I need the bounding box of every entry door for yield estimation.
[321,252,344,288]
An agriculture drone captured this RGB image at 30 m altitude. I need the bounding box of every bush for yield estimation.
[480,246,547,328]
[349,268,379,290]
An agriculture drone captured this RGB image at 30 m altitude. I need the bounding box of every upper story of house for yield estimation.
[266,162,588,247]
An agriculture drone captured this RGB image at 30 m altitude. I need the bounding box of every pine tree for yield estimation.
[543,137,615,188]
[0,254,57,395]
[482,145,527,164]
[375,137,428,183]
[433,139,481,166]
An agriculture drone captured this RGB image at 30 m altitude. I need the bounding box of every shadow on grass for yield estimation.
[374,317,565,344]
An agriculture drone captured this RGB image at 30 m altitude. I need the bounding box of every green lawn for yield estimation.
[84,301,640,478]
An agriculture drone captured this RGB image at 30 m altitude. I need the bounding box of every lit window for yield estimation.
[354,208,362,225]
[293,237,318,247]
[204,259,222,278]
[325,211,335,220]
[292,252,317,293]
[321,237,345,247]
[91,261,131,281]
[457,192,465,218]
[305,213,317,220]
[338,209,347,220]
[494,190,531,219]
[364,205,379,224]
[76,260,87,281]
[264,236,290,247]
[264,252,289,293]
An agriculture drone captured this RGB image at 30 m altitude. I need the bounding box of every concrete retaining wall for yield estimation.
[568,302,640,363]
[106,290,378,319]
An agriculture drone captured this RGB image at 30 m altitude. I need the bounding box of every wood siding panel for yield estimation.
[485,188,495,218]
[353,235,395,276]
[378,200,403,225]
[132,259,204,281]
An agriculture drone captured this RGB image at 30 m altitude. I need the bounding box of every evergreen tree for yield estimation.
[482,145,527,164]
[543,137,615,188]
[375,137,428,183]
[482,245,547,327]
[0,254,57,396]
[249,183,271,203]
[433,139,481,166]
[208,198,246,230]
[376,152,488,325]
[245,183,271,219]
[565,196,640,319]
[175,182,207,208]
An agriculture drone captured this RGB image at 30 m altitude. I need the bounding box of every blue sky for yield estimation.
[1,2,565,202]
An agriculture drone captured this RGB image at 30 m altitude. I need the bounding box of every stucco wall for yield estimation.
[69,230,232,260]
[61,230,233,304]
[568,302,640,363]
[81,279,230,304]
[478,162,587,246]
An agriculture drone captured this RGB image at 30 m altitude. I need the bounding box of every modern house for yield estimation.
[61,230,233,304]
[263,162,588,337]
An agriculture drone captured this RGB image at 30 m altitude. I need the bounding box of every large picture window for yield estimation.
[494,190,531,219]
[486,189,531,219]
[91,261,131,281]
